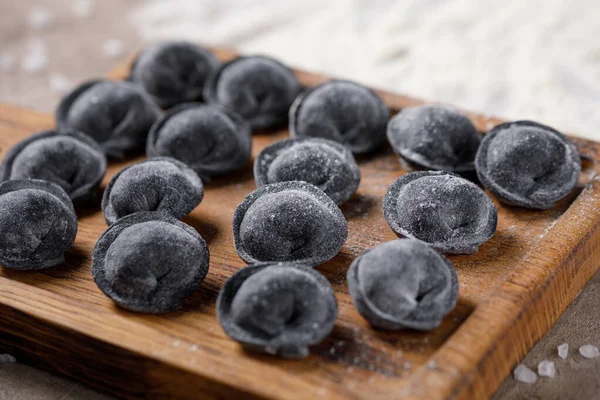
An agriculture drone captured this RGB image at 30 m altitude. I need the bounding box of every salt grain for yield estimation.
[537,360,556,378]
[0,354,16,363]
[579,344,600,359]
[49,74,72,93]
[72,0,94,18]
[27,8,53,30]
[558,343,569,360]
[513,364,537,384]
[21,38,48,73]
[103,39,125,59]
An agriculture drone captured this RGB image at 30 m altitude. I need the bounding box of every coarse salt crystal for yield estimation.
[537,360,556,378]
[513,364,537,384]
[0,354,16,363]
[579,344,600,359]
[558,343,569,360]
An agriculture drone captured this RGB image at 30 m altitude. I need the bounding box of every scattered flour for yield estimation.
[558,343,569,360]
[579,344,600,359]
[21,38,48,73]
[537,360,557,378]
[131,0,600,141]
[514,364,537,384]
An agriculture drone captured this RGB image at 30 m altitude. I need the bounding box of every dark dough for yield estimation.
[92,212,209,314]
[290,80,389,154]
[102,157,204,225]
[383,171,497,254]
[204,55,301,130]
[129,41,220,109]
[475,120,581,209]
[254,137,361,205]
[233,181,348,266]
[0,179,77,270]
[386,105,481,172]
[146,103,251,179]
[347,239,458,331]
[217,262,337,359]
[56,79,161,158]
[0,129,106,206]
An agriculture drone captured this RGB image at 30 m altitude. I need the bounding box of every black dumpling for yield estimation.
[92,212,209,313]
[254,137,361,205]
[129,41,220,109]
[56,79,161,159]
[347,239,458,331]
[233,181,348,266]
[102,157,204,225]
[217,262,337,359]
[475,120,581,209]
[0,179,77,270]
[386,105,481,172]
[0,129,106,206]
[290,80,389,154]
[383,171,497,254]
[146,103,251,179]
[204,55,301,130]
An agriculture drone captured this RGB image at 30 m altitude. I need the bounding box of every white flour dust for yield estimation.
[131,0,600,140]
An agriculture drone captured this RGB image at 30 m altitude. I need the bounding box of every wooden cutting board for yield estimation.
[1,47,600,400]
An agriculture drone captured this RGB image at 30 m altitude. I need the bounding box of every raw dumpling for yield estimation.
[0,129,106,206]
[0,179,77,270]
[146,103,251,179]
[217,262,337,358]
[254,137,360,205]
[102,157,204,225]
[204,56,301,130]
[290,80,389,154]
[233,181,348,266]
[347,239,458,331]
[383,171,497,254]
[386,106,481,173]
[129,41,220,108]
[92,212,209,313]
[475,120,581,209]
[56,79,161,158]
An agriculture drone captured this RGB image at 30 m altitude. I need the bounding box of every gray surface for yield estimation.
[0,0,598,398]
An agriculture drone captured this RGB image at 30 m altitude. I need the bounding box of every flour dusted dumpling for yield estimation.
[56,79,161,158]
[146,103,251,178]
[290,80,389,154]
[475,120,581,209]
[383,171,497,254]
[254,137,360,205]
[129,41,220,108]
[217,262,337,359]
[233,181,348,266]
[204,55,301,130]
[0,180,77,270]
[92,212,209,313]
[386,106,481,173]
[102,157,204,225]
[348,239,458,331]
[0,129,106,206]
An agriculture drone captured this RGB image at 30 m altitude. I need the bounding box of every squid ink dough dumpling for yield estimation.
[56,79,161,158]
[254,137,360,205]
[233,181,348,267]
[0,180,77,270]
[290,80,389,154]
[0,129,106,206]
[386,106,481,173]
[217,262,337,359]
[204,56,301,130]
[146,103,251,179]
[92,212,209,314]
[129,41,220,109]
[348,239,458,331]
[475,120,581,209]
[102,157,204,225]
[383,171,497,254]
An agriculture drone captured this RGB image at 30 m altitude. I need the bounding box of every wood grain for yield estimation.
[0,47,599,399]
